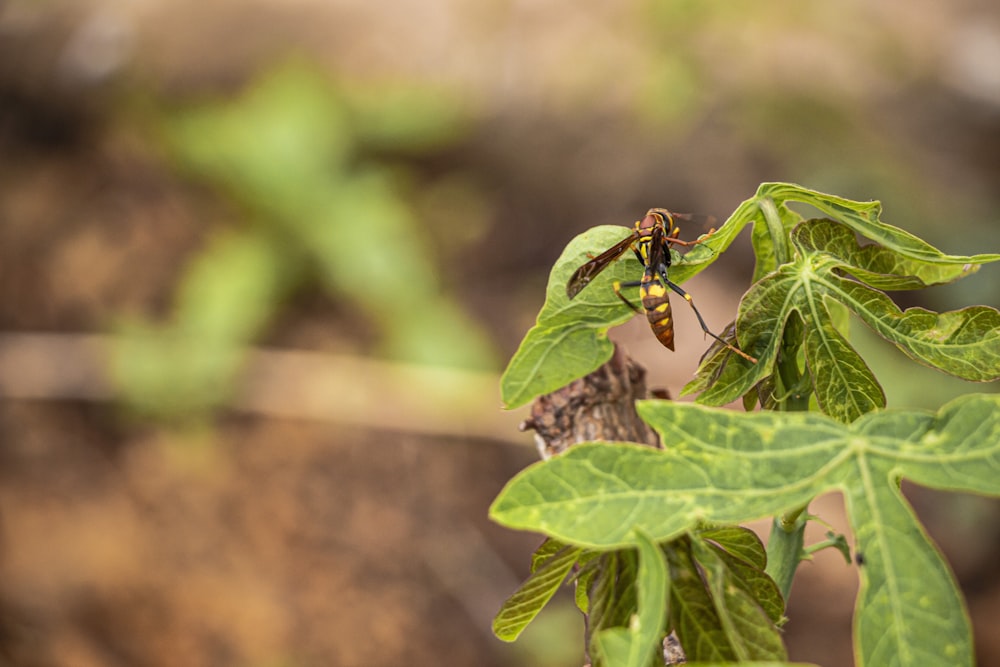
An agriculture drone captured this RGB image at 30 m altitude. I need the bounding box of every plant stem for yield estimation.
[765,506,808,602]
[763,321,812,603]
[775,316,809,412]
[760,196,811,603]
[758,197,789,266]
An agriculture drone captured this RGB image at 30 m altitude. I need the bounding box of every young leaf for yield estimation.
[691,525,786,625]
[571,549,603,614]
[702,539,785,626]
[592,531,668,667]
[753,183,999,268]
[665,538,739,662]
[792,219,977,289]
[687,218,1000,422]
[699,525,768,571]
[493,543,582,641]
[530,537,569,572]
[490,394,1000,666]
[689,537,787,661]
[586,550,640,640]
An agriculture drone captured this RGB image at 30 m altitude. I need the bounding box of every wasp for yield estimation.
[566,208,757,363]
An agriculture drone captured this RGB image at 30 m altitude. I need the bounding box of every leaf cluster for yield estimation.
[501,184,1000,416]
[496,526,788,666]
[492,184,1000,666]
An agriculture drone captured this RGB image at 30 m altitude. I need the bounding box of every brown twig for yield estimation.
[519,344,661,458]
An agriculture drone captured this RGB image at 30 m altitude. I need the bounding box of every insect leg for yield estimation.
[661,276,758,363]
[613,280,644,313]
[665,227,715,247]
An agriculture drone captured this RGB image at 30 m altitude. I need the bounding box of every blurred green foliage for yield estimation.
[112,61,496,418]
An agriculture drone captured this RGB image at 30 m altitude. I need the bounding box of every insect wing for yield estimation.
[565,232,636,299]
[669,212,717,228]
[666,212,717,243]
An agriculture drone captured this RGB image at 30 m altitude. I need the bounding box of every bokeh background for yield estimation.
[1,1,999,666]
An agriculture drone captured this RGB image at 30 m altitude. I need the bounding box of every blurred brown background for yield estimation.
[1,0,999,666]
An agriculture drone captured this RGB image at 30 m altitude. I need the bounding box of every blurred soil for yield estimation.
[0,401,539,667]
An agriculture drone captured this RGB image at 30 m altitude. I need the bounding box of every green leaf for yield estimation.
[802,305,886,421]
[586,550,640,639]
[490,405,842,548]
[750,197,798,280]
[665,539,738,661]
[490,394,1000,666]
[690,538,787,660]
[592,531,668,667]
[701,538,785,626]
[791,218,979,289]
[688,218,1000,421]
[580,533,785,665]
[691,525,786,625]
[571,549,603,614]
[530,537,569,572]
[753,183,1000,268]
[846,483,969,667]
[699,526,768,571]
[493,543,582,641]
[500,226,638,408]
[573,564,594,614]
[500,215,748,409]
[502,182,1000,412]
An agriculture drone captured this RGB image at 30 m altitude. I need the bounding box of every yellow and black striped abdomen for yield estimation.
[640,276,675,350]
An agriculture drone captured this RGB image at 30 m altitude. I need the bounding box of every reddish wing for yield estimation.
[565,231,638,299]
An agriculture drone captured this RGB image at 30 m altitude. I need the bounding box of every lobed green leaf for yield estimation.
[688,219,1000,420]
[792,219,979,289]
[491,394,1000,666]
[844,467,970,667]
[754,183,1000,267]
[491,402,847,548]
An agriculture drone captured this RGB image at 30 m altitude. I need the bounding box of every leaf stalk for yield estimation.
[764,507,808,603]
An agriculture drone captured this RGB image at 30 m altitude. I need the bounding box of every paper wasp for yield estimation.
[566,208,757,363]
